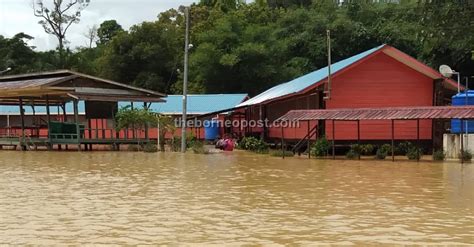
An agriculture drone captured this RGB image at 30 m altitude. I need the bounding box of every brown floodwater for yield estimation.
[0,151,473,245]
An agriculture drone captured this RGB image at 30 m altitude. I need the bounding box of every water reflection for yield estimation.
[0,151,472,245]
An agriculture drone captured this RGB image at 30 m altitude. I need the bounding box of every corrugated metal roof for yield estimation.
[0,102,85,115]
[276,106,474,122]
[237,45,385,107]
[0,77,68,90]
[146,94,248,115]
[0,94,248,116]
[0,70,165,97]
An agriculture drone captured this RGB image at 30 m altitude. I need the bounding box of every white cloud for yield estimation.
[0,0,196,51]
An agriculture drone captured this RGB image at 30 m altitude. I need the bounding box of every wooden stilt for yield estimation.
[46,95,52,150]
[281,126,285,159]
[19,98,26,151]
[144,102,149,142]
[461,118,464,164]
[392,119,395,162]
[357,120,361,160]
[332,119,336,160]
[417,119,420,162]
[62,103,68,150]
[73,100,82,151]
[307,121,311,159]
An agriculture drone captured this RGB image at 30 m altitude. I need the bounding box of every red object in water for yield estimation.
[224,139,235,151]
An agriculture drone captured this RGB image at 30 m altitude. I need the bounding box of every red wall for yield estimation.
[325,53,433,140]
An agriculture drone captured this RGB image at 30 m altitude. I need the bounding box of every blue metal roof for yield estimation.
[0,94,248,115]
[0,103,84,115]
[237,45,385,107]
[145,94,248,115]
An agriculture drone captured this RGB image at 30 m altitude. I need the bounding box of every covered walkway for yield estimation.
[276,106,474,162]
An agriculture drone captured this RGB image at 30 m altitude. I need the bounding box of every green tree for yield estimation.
[97,9,183,93]
[97,20,124,45]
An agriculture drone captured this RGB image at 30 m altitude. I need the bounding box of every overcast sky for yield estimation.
[0,0,196,51]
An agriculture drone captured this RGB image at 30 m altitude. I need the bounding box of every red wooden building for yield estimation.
[233,44,459,148]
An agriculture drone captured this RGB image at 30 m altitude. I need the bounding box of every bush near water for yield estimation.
[238,136,269,154]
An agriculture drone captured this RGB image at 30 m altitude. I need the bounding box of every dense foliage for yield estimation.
[432,150,446,161]
[310,136,330,157]
[238,136,269,153]
[1,1,473,96]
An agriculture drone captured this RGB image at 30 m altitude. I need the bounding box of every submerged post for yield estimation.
[144,102,149,142]
[281,126,285,159]
[461,118,464,164]
[46,95,52,150]
[62,103,68,150]
[19,97,26,151]
[332,119,336,160]
[73,99,82,151]
[307,121,311,159]
[417,119,420,162]
[357,120,361,160]
[391,119,395,162]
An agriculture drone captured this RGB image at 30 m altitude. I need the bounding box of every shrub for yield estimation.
[407,146,423,160]
[310,137,330,157]
[361,144,375,155]
[346,149,359,159]
[432,150,446,161]
[270,150,294,157]
[350,144,362,154]
[238,136,269,153]
[379,144,392,155]
[170,136,181,152]
[460,150,472,162]
[143,143,158,153]
[397,141,414,155]
[192,141,210,154]
[170,133,197,152]
[375,148,388,160]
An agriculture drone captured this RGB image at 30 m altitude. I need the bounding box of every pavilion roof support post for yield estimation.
[357,120,361,160]
[102,119,106,139]
[131,102,136,140]
[392,120,395,162]
[62,103,67,122]
[307,120,311,159]
[31,103,36,137]
[332,119,336,160]
[281,126,285,159]
[73,99,82,151]
[63,103,69,150]
[19,97,26,151]
[461,119,464,164]
[144,102,149,142]
[46,95,52,150]
[417,119,420,162]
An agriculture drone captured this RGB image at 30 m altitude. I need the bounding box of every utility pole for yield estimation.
[324,30,332,101]
[181,6,190,153]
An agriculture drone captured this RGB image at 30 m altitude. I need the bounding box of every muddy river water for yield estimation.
[0,151,473,245]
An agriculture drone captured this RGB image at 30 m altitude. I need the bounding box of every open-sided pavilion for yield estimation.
[0,70,166,151]
[276,106,474,162]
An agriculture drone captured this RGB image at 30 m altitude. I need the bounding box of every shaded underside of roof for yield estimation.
[276,106,474,122]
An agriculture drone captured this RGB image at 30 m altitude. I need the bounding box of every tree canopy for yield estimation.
[1,0,473,96]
